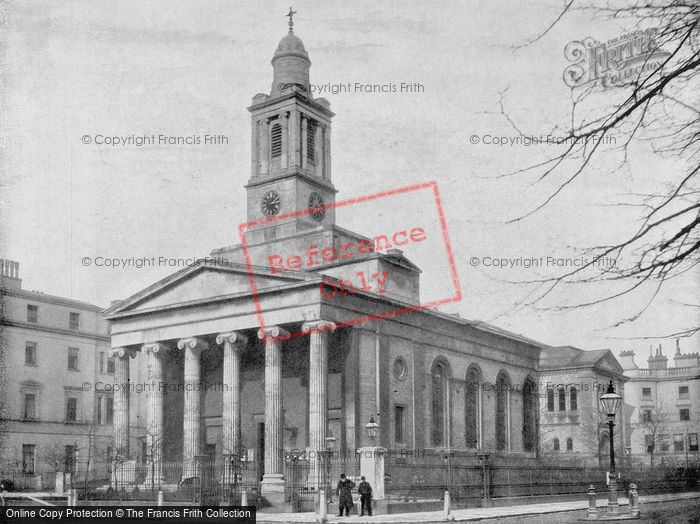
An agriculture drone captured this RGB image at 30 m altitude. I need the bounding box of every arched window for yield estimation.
[566,438,573,451]
[570,387,577,411]
[307,122,315,162]
[522,376,537,453]
[465,365,481,449]
[495,371,510,452]
[547,388,554,412]
[553,438,560,452]
[558,386,566,411]
[431,359,450,447]
[270,123,282,158]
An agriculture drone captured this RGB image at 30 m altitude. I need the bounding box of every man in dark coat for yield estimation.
[358,475,373,516]
[336,473,355,517]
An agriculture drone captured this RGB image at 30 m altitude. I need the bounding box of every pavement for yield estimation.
[256,491,700,523]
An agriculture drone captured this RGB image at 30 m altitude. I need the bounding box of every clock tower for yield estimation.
[244,14,336,245]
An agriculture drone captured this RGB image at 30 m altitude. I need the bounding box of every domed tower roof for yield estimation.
[270,8,311,97]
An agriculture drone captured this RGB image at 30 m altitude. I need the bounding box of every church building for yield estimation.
[104,16,543,502]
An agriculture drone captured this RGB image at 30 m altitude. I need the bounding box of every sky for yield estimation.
[1,0,698,360]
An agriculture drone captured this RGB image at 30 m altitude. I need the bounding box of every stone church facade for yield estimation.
[104,21,542,499]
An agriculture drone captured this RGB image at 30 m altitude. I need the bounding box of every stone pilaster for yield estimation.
[258,326,289,494]
[143,342,166,484]
[216,331,248,483]
[302,320,336,489]
[261,119,270,174]
[108,347,136,458]
[178,336,207,479]
[281,112,289,168]
[301,114,308,169]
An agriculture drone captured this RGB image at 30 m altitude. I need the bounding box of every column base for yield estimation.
[260,473,285,494]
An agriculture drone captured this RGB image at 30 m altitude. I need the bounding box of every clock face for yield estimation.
[261,191,281,216]
[308,192,325,222]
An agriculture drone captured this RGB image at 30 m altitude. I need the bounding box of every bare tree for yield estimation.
[636,400,670,467]
[502,1,699,336]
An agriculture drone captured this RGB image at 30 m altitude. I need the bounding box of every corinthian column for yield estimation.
[143,342,166,484]
[216,331,248,483]
[178,336,207,479]
[108,347,135,458]
[258,326,289,494]
[302,320,336,489]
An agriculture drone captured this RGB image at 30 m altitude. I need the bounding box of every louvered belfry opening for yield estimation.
[270,122,282,158]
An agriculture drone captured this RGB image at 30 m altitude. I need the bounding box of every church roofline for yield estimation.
[248,91,334,118]
[244,168,338,193]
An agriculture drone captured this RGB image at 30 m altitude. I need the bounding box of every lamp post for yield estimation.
[599,380,622,514]
[325,435,336,502]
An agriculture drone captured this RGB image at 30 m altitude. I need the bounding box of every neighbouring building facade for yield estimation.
[103,21,543,503]
[538,346,628,466]
[0,259,115,483]
[621,342,700,466]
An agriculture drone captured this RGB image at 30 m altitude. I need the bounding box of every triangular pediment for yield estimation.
[105,262,318,316]
[594,352,625,374]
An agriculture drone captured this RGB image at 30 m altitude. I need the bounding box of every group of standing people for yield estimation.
[336,473,373,517]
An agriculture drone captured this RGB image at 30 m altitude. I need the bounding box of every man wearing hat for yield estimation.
[358,475,373,516]
[336,473,356,517]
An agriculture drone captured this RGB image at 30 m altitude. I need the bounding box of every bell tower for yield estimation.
[245,10,336,244]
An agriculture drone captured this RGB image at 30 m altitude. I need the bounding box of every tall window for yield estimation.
[27,304,38,323]
[25,342,37,365]
[107,356,115,373]
[679,386,689,399]
[522,376,537,453]
[22,444,35,474]
[106,397,114,425]
[394,405,405,445]
[431,359,450,447]
[569,387,577,411]
[495,371,510,451]
[96,396,103,424]
[566,438,573,451]
[68,348,79,371]
[547,389,554,412]
[66,397,77,422]
[680,408,690,421]
[553,438,560,451]
[270,122,282,157]
[99,352,105,373]
[465,365,481,449]
[660,435,669,452]
[690,433,699,452]
[641,409,652,422]
[645,434,654,453]
[65,445,76,473]
[24,393,36,419]
[307,123,315,162]
[558,387,566,411]
[69,312,80,330]
[674,434,684,452]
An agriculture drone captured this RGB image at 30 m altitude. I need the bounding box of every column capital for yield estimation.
[142,342,167,355]
[108,347,136,360]
[177,337,208,352]
[258,326,289,340]
[302,320,336,334]
[216,331,248,348]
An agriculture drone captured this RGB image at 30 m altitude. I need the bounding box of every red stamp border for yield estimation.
[238,181,462,342]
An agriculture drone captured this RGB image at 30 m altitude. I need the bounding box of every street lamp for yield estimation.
[366,416,379,440]
[324,435,336,502]
[599,380,622,513]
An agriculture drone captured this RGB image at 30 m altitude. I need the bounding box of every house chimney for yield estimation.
[0,259,22,291]
[618,350,638,370]
[648,343,668,371]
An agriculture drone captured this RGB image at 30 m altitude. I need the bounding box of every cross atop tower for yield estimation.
[286,7,297,33]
